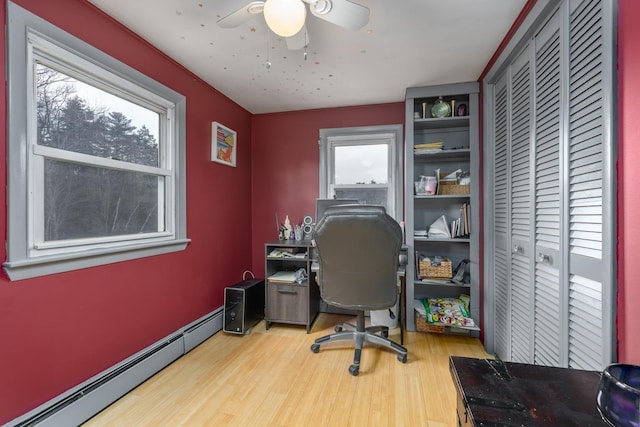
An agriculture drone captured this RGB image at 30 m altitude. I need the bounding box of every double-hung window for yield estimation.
[4,3,188,280]
[319,125,403,221]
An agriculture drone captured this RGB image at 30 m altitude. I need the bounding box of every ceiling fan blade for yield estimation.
[217,1,265,28]
[285,25,309,50]
[309,0,369,30]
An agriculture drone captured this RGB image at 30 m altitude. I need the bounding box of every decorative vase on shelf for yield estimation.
[431,96,451,118]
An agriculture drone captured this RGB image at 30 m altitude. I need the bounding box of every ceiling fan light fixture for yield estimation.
[263,0,307,37]
[310,0,332,15]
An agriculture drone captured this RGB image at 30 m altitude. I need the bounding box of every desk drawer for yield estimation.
[267,283,308,323]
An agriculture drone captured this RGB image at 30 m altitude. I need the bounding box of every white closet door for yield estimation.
[509,46,534,364]
[493,74,511,361]
[566,0,610,370]
[533,10,563,367]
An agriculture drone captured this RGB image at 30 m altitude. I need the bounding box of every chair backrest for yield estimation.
[313,204,402,311]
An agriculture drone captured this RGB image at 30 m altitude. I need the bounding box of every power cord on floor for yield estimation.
[242,270,255,280]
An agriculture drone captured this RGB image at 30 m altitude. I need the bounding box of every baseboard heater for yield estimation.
[8,307,223,427]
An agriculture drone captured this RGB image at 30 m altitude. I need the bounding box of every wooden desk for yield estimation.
[449,356,608,426]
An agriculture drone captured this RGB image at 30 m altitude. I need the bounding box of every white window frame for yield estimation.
[4,3,189,280]
[319,125,403,221]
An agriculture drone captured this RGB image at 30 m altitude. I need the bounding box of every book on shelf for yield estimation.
[268,247,306,258]
[268,248,292,257]
[421,202,470,240]
[458,202,470,237]
[283,252,306,259]
[414,141,443,155]
[414,250,421,280]
[268,271,298,283]
[448,202,471,238]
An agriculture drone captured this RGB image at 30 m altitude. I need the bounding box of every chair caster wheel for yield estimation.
[349,364,359,376]
[311,343,320,353]
[381,330,389,338]
[335,325,343,333]
[397,353,407,363]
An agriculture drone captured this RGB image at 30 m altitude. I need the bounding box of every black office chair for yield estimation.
[310,204,407,376]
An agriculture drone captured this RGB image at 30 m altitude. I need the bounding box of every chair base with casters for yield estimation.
[310,310,407,376]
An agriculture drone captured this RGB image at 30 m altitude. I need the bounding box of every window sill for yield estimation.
[3,238,191,281]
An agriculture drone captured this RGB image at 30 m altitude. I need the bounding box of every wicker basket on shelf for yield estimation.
[419,257,452,278]
[415,313,445,333]
[437,172,470,195]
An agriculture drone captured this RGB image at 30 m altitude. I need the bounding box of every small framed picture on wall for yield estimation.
[212,121,237,167]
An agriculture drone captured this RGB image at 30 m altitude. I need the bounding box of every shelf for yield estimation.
[414,148,470,161]
[414,116,469,130]
[415,280,471,288]
[415,194,470,200]
[414,237,470,243]
[406,83,479,334]
[425,323,481,333]
[267,279,309,286]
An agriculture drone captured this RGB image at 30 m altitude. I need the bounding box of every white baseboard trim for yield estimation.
[7,307,223,427]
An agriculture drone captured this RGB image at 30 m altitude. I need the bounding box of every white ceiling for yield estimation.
[86,0,526,114]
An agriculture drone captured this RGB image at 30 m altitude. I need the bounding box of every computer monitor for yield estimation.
[315,198,359,223]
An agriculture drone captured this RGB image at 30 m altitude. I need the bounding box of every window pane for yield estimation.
[36,63,160,167]
[44,159,162,241]
[334,188,389,212]
[334,144,388,184]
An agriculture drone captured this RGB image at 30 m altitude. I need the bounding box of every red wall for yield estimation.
[3,0,639,424]
[0,0,253,423]
[250,104,405,274]
[617,0,640,365]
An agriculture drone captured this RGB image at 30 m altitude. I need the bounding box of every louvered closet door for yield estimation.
[492,74,510,361]
[566,0,610,370]
[485,0,613,369]
[533,10,563,368]
[509,47,534,364]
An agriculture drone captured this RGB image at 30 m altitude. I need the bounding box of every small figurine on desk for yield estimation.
[284,215,293,240]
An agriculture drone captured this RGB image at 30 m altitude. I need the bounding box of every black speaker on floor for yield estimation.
[223,279,265,334]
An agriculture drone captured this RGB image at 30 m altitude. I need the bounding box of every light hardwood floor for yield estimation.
[84,313,490,427]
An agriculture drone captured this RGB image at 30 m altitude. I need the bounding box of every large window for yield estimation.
[4,3,188,280]
[319,125,403,220]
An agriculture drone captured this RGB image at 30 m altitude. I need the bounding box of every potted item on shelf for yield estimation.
[431,96,452,118]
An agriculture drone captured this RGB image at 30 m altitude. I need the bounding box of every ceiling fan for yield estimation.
[217,0,370,50]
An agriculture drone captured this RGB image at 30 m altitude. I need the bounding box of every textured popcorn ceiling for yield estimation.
[88,0,526,114]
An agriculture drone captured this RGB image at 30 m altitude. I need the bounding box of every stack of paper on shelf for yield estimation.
[440,168,462,181]
[283,252,306,259]
[427,215,451,239]
[414,142,443,155]
[268,271,297,283]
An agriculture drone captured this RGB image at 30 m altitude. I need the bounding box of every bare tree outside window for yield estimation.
[36,64,163,242]
[5,9,187,280]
